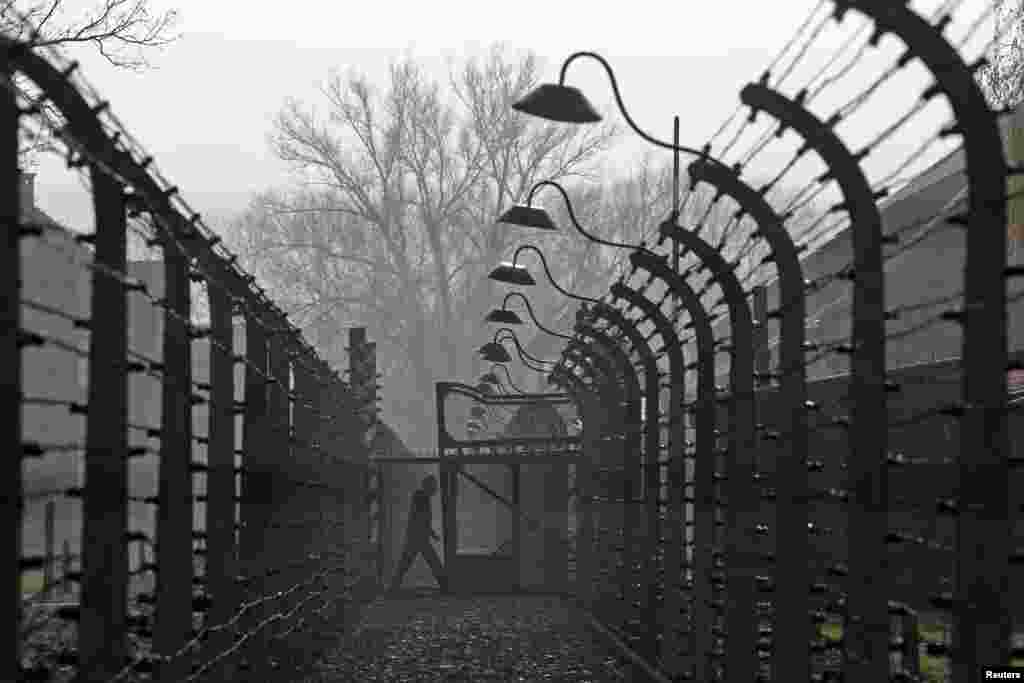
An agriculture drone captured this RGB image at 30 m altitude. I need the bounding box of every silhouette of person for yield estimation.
[389,474,447,592]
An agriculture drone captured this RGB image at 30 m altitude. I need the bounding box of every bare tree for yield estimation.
[222,46,617,447]
[2,0,180,163]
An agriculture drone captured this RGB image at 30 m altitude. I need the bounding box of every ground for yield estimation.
[302,592,629,682]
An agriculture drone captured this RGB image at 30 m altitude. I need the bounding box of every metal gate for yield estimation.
[435,381,583,594]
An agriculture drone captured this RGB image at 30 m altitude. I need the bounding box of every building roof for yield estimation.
[803,101,1024,259]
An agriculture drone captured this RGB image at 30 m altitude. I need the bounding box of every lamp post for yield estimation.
[512,51,819,681]
[480,364,526,395]
[511,50,743,271]
[485,292,574,341]
[490,243,599,305]
[478,328,558,372]
[496,180,661,256]
[508,70,752,676]
[490,244,601,393]
[512,51,712,161]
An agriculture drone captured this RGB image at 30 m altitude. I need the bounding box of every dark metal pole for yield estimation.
[659,221,756,681]
[77,165,129,682]
[559,348,620,618]
[586,302,661,663]
[572,322,643,661]
[626,251,716,680]
[154,221,194,683]
[265,316,292,652]
[238,299,269,676]
[562,342,627,625]
[684,158,809,682]
[610,281,688,671]
[739,79,885,682]
[206,273,238,678]
[1,54,22,683]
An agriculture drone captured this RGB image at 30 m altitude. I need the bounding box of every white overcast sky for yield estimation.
[28,0,1000,230]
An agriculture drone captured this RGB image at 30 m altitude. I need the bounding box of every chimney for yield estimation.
[18,170,35,212]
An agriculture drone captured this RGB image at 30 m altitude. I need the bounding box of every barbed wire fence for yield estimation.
[535,1,1024,681]
[3,12,391,683]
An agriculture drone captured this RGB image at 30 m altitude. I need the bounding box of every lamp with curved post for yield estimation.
[488,341,552,374]
[496,180,663,255]
[479,371,501,386]
[474,381,497,395]
[490,243,601,307]
[512,56,814,679]
[485,292,574,341]
[499,175,758,682]
[478,341,512,364]
[512,51,721,167]
[478,327,558,371]
[510,55,768,680]
[479,363,526,395]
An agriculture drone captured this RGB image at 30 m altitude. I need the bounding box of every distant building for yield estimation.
[707,102,1024,386]
[19,180,413,580]
[20,170,92,565]
[18,175,241,571]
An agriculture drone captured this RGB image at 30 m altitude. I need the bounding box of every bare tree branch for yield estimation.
[4,0,179,165]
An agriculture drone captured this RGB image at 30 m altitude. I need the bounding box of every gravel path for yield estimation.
[303,592,629,682]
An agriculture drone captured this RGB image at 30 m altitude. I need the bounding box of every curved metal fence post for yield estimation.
[559,347,620,617]
[563,341,630,624]
[741,78,886,682]
[609,280,687,671]
[684,157,809,682]
[552,370,601,608]
[154,218,194,683]
[264,314,292,665]
[205,267,238,679]
[845,3,1010,675]
[627,251,717,679]
[77,164,129,682]
[589,301,662,663]
[238,297,269,677]
[573,322,641,642]
[0,48,19,683]
[659,220,756,681]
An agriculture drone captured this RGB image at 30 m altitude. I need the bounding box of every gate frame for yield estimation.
[432,381,584,593]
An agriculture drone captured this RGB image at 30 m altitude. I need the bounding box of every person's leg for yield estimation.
[389,543,417,592]
[421,542,448,592]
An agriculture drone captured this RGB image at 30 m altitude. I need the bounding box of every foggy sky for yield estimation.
[27,0,994,233]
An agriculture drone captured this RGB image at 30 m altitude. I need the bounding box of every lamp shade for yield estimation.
[489,262,537,286]
[480,349,511,364]
[512,83,602,124]
[478,342,512,363]
[479,371,501,385]
[496,204,558,230]
[485,309,524,325]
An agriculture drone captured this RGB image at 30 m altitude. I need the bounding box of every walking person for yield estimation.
[389,474,447,593]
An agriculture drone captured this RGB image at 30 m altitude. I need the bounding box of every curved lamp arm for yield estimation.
[500,292,574,341]
[491,363,525,394]
[558,51,714,160]
[511,243,600,304]
[493,329,557,368]
[525,180,659,255]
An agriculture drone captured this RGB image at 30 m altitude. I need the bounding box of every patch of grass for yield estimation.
[817,620,1024,682]
[20,572,45,596]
